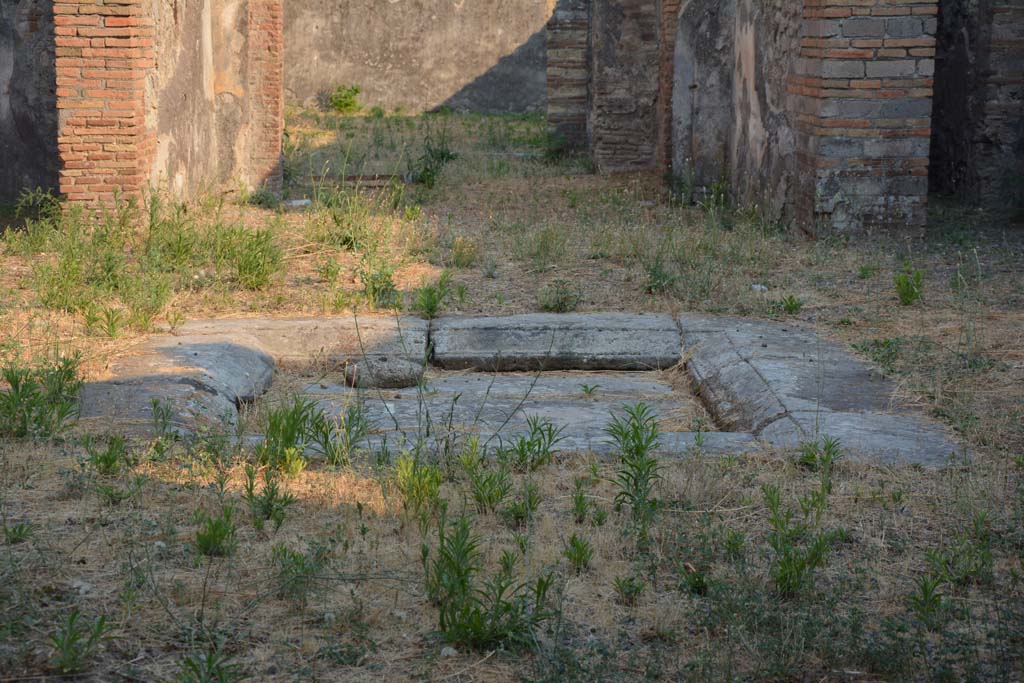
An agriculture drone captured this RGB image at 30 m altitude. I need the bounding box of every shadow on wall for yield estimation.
[0,0,58,201]
[439,29,548,114]
[284,0,554,115]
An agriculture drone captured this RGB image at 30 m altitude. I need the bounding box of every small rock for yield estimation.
[440,646,458,658]
[71,579,93,596]
[283,198,312,212]
[344,357,424,389]
[751,284,768,293]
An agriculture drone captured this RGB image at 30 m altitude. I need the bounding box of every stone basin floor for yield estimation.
[78,313,965,466]
[246,367,746,458]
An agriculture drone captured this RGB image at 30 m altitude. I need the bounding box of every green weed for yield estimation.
[538,279,582,313]
[328,85,362,114]
[497,416,564,473]
[258,397,317,474]
[178,648,241,683]
[503,482,542,528]
[395,455,443,515]
[424,514,555,649]
[563,534,593,574]
[233,228,282,290]
[85,435,133,477]
[3,521,32,544]
[895,270,924,305]
[272,541,332,610]
[357,255,399,309]
[194,506,238,557]
[605,404,662,542]
[242,465,296,532]
[412,270,453,319]
[612,576,645,606]
[48,609,112,675]
[307,403,371,467]
[468,466,512,514]
[0,356,81,439]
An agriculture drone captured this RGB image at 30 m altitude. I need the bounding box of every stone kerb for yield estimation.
[680,313,964,466]
[78,313,966,467]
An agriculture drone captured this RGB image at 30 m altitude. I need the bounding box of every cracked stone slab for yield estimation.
[294,371,754,458]
[80,333,275,433]
[431,314,682,371]
[680,314,965,466]
[178,316,429,368]
[362,431,761,459]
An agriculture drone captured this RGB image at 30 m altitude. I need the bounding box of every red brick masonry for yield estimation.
[791,0,939,231]
[54,0,155,204]
[54,0,284,204]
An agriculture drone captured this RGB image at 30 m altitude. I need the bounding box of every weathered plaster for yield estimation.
[284,0,555,113]
[0,0,57,200]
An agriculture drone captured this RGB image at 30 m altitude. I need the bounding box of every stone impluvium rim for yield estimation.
[77,313,965,466]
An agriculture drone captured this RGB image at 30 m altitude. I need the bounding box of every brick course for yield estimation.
[791,0,939,232]
[546,0,591,150]
[53,0,284,204]
[54,0,154,204]
[248,0,284,191]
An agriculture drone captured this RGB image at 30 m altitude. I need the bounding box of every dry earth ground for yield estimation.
[0,111,1021,681]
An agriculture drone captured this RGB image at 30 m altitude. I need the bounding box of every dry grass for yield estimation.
[1,112,1022,681]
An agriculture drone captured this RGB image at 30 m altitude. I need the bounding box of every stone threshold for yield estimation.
[77,313,965,466]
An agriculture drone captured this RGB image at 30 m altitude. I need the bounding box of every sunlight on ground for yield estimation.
[0,111,1022,681]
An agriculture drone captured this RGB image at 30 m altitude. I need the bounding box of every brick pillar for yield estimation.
[247,0,284,191]
[54,0,154,204]
[791,0,938,232]
[547,0,591,150]
[657,0,681,174]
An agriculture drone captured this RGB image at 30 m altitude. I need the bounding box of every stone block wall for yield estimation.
[50,0,282,204]
[589,0,663,172]
[547,0,591,150]
[657,0,681,172]
[1,0,59,200]
[791,0,939,232]
[731,0,802,219]
[931,0,1024,209]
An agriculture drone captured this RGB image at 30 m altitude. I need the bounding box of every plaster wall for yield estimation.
[284,0,555,114]
[0,0,58,200]
[147,0,255,196]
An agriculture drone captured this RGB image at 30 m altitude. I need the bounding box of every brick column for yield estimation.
[657,0,681,174]
[547,0,591,151]
[247,0,284,191]
[791,0,938,232]
[54,0,154,204]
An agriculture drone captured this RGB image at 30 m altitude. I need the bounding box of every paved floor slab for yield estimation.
[680,314,965,466]
[431,314,681,371]
[80,333,274,433]
[289,371,752,456]
[178,316,429,368]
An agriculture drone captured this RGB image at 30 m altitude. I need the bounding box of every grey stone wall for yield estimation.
[728,0,801,218]
[931,0,1024,209]
[147,0,220,196]
[0,0,58,201]
[547,0,591,150]
[590,0,662,172]
[672,0,735,192]
[284,0,554,114]
[670,0,800,216]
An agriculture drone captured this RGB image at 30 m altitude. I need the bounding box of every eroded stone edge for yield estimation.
[680,314,966,466]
